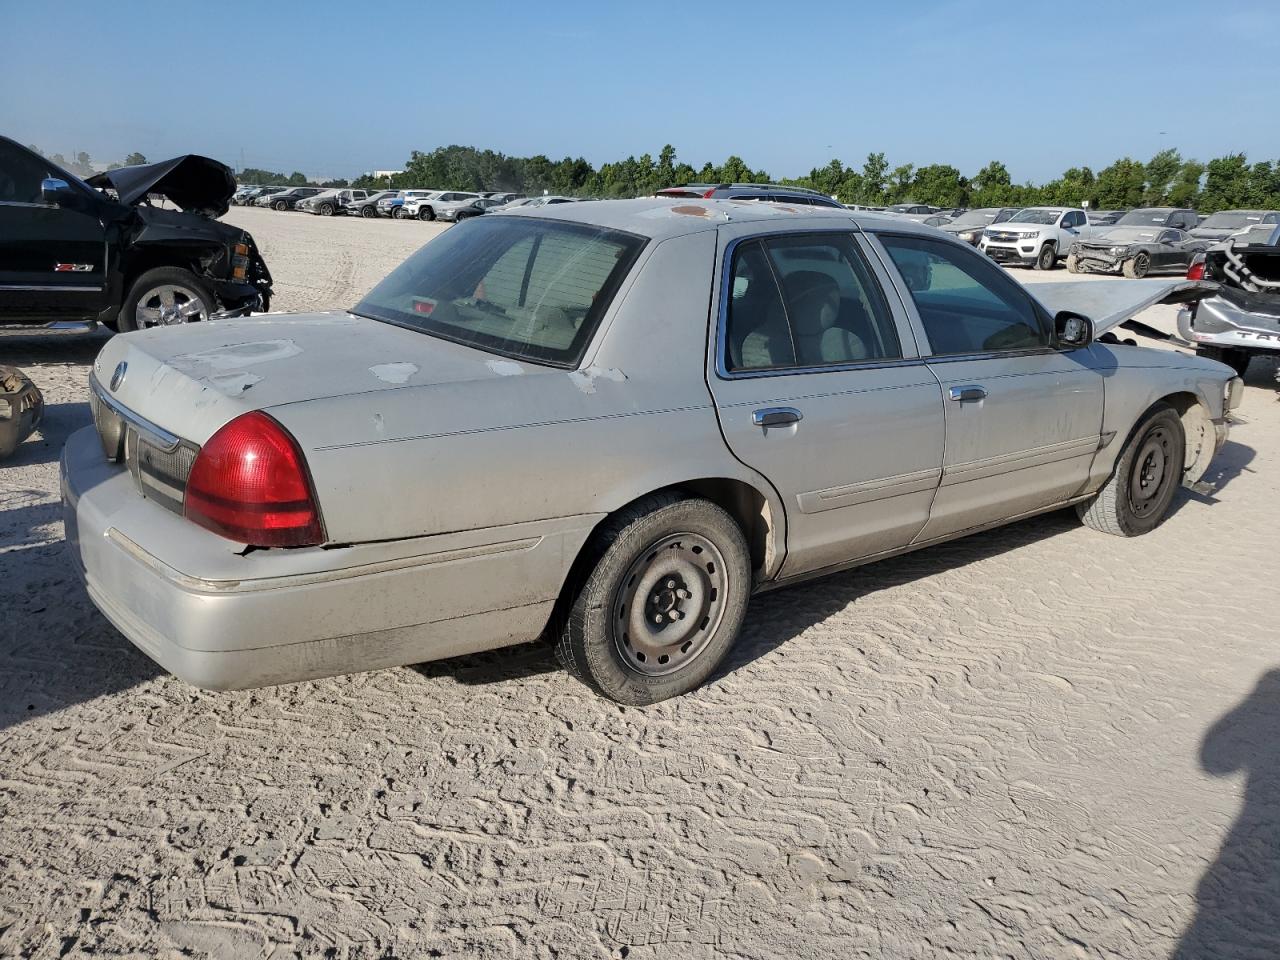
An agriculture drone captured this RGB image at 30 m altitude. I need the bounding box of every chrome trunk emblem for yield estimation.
[110,362,128,391]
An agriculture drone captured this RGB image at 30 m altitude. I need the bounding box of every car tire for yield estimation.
[1076,403,1185,537]
[1033,242,1057,271]
[272,200,286,211]
[1196,345,1251,377]
[117,266,216,333]
[392,207,405,219]
[361,205,376,218]
[1065,253,1080,273]
[319,203,334,216]
[1123,253,1151,279]
[554,493,752,705]
[418,206,436,221]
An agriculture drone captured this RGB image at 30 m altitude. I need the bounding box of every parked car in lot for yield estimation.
[231,185,259,205]
[657,183,844,208]
[1111,207,1200,231]
[939,207,1020,246]
[441,197,507,221]
[1067,227,1208,277]
[980,206,1097,270]
[1088,209,1127,226]
[62,198,1237,704]
[297,188,369,216]
[1180,223,1280,376]
[255,186,324,210]
[886,203,938,215]
[1188,209,1280,242]
[239,186,286,206]
[483,192,525,204]
[346,190,398,218]
[378,189,435,219]
[0,137,271,329]
[403,190,482,221]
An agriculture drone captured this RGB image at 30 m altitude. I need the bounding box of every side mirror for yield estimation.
[40,177,73,205]
[1055,311,1093,349]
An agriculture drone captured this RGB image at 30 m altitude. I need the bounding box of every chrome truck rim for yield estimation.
[613,533,729,677]
[135,284,208,327]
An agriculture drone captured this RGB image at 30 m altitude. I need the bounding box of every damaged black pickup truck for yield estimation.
[0,136,270,331]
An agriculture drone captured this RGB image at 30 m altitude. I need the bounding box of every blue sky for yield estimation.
[3,0,1278,183]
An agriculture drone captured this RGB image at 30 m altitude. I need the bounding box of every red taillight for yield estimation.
[702,188,716,198]
[184,411,324,547]
[1187,260,1206,281]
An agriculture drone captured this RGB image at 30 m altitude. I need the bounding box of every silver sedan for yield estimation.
[62,199,1241,704]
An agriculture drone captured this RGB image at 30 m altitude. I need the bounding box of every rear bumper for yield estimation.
[61,425,599,690]
[1177,298,1280,353]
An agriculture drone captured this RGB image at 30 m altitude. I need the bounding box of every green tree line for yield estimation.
[349,144,1280,214]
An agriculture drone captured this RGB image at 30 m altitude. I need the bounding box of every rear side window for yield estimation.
[724,234,901,372]
[356,217,645,367]
[878,234,1048,355]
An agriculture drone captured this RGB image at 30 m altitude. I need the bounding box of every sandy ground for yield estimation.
[2,206,1278,959]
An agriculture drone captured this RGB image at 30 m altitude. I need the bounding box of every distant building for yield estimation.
[367,169,403,180]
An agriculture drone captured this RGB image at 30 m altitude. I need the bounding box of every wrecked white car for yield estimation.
[62,199,1240,704]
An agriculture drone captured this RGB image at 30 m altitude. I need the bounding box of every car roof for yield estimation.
[501,196,928,241]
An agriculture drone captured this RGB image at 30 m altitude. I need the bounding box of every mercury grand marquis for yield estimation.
[62,199,1242,704]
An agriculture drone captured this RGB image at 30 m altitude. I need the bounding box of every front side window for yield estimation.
[724,234,902,372]
[355,216,645,367]
[878,234,1049,355]
[0,141,53,203]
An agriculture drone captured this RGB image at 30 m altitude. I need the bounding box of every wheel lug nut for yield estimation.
[669,610,680,621]
[653,614,664,624]
[666,580,676,589]
[676,589,690,600]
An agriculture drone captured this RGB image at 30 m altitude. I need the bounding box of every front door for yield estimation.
[870,231,1104,542]
[0,140,108,322]
[708,228,945,578]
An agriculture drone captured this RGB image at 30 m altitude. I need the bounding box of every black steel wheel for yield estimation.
[555,493,751,705]
[1077,403,1185,537]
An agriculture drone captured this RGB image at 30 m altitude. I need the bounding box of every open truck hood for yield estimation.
[87,154,236,217]
[1026,279,1217,336]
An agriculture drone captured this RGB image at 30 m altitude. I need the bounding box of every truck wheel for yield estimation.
[1033,242,1057,271]
[1076,403,1185,537]
[417,206,436,221]
[319,203,334,216]
[361,205,376,218]
[1123,253,1151,279]
[1066,254,1080,273]
[118,267,216,333]
[1196,345,1251,377]
[554,493,751,705]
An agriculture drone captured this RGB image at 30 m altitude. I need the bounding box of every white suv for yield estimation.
[402,191,482,222]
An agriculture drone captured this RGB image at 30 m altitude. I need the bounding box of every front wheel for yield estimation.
[1033,242,1057,271]
[417,206,436,221]
[319,203,334,216]
[392,206,406,219]
[1065,253,1080,273]
[1077,403,1185,537]
[272,200,287,211]
[361,205,376,218]
[117,267,216,333]
[555,494,751,705]
[1123,252,1151,279]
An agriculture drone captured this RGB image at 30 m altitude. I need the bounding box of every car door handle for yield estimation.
[752,407,803,427]
[948,385,987,403]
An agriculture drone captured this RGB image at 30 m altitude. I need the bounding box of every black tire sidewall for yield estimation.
[1113,407,1185,535]
[117,267,216,333]
[566,498,751,705]
[1036,243,1056,270]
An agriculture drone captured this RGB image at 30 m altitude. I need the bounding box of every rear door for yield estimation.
[0,139,109,323]
[869,230,1104,541]
[707,226,945,578]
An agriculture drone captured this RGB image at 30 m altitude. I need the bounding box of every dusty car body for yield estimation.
[0,366,43,459]
[1179,224,1280,376]
[1188,209,1280,242]
[0,139,272,330]
[940,207,1019,246]
[1068,227,1209,278]
[61,199,1238,704]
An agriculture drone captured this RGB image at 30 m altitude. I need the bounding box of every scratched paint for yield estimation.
[568,366,627,395]
[485,359,525,377]
[369,362,419,384]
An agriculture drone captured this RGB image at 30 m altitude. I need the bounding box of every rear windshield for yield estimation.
[1199,212,1262,229]
[354,216,646,367]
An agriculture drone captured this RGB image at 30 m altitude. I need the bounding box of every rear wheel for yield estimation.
[1033,242,1057,271]
[417,206,435,221]
[1123,252,1151,279]
[554,494,751,705]
[1077,403,1185,537]
[272,200,287,211]
[118,267,216,333]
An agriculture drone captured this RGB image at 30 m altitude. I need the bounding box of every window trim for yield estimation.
[866,229,1057,360]
[714,230,917,381]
